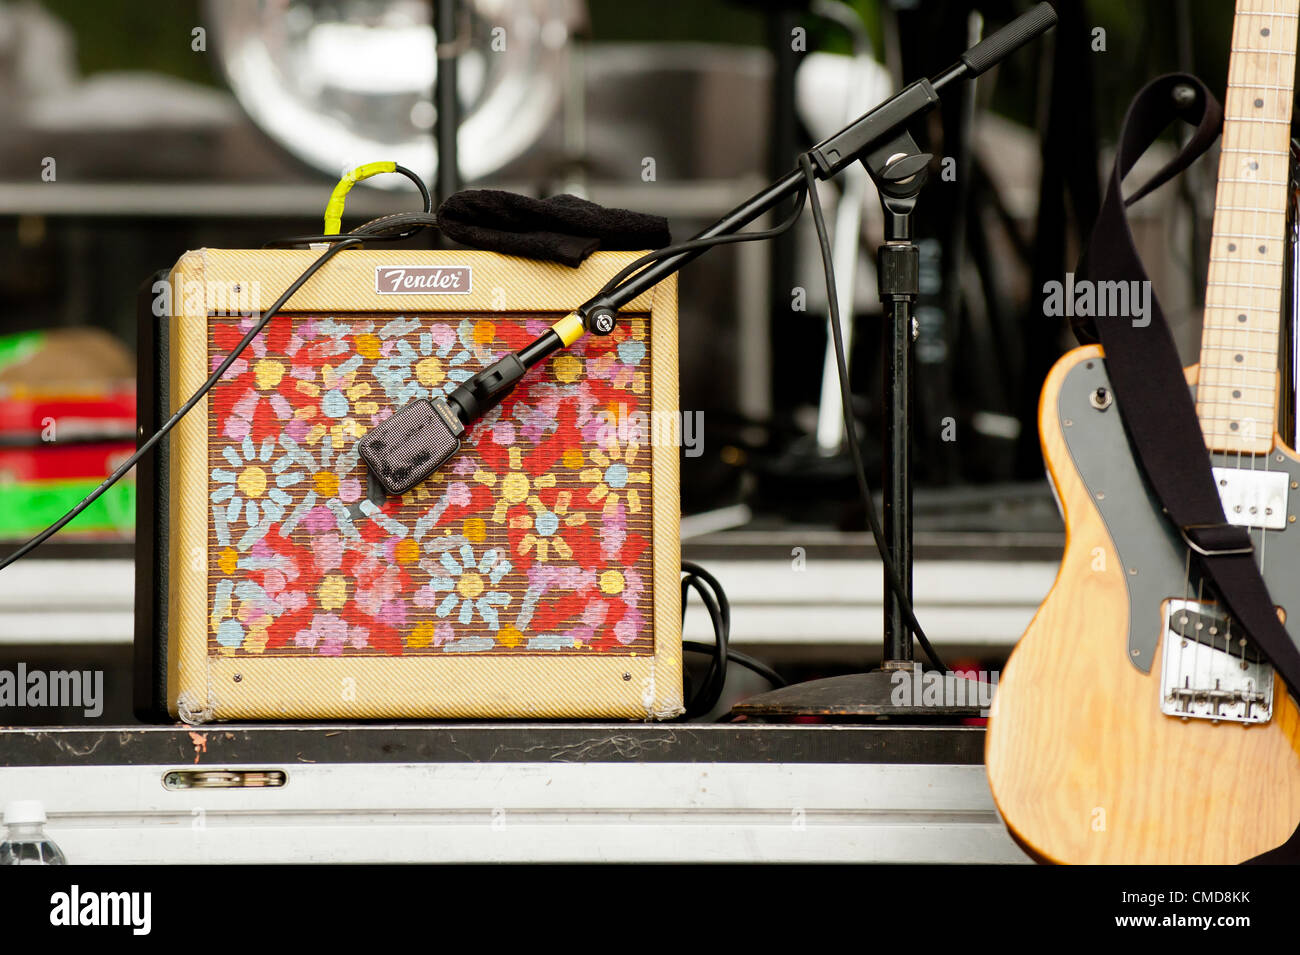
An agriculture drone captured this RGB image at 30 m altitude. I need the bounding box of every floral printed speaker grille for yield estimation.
[206,311,655,658]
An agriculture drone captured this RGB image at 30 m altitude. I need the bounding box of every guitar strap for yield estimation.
[1077,72,1300,863]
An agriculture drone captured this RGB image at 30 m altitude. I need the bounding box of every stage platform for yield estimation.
[0,723,1029,864]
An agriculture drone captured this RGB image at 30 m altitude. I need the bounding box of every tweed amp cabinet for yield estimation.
[134,249,683,723]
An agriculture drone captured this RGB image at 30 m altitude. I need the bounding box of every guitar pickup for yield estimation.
[1211,467,1289,531]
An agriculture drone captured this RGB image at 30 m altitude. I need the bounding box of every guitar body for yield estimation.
[986,344,1300,864]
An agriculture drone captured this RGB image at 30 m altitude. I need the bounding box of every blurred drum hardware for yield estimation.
[988,1,1300,864]
[135,247,685,722]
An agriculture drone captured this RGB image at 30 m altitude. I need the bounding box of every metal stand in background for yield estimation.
[435,0,462,207]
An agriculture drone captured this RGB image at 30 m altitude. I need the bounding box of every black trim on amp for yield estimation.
[133,270,171,722]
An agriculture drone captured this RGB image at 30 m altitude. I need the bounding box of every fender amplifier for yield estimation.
[134,249,683,722]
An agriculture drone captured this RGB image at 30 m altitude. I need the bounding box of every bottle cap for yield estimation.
[3,800,46,825]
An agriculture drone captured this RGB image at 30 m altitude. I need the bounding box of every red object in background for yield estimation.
[0,442,136,482]
[951,657,991,727]
[0,386,135,443]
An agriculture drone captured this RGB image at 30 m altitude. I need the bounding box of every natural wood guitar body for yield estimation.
[985,345,1300,864]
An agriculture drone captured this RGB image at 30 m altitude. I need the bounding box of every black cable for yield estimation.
[682,577,725,717]
[393,163,433,215]
[798,153,947,673]
[684,642,787,689]
[0,166,438,571]
[265,164,433,248]
[0,238,363,570]
[597,185,809,299]
[680,559,732,717]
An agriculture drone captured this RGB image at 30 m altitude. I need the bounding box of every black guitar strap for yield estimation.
[1077,72,1300,863]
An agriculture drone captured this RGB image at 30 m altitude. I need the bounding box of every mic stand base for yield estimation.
[729,669,988,720]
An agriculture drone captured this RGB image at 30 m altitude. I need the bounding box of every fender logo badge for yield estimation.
[375,265,472,295]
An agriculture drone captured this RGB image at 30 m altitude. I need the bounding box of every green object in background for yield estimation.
[0,331,45,372]
[0,479,134,538]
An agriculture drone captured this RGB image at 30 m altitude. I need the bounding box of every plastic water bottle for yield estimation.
[0,801,66,865]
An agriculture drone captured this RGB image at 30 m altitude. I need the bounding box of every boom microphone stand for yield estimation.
[356,3,1056,716]
[571,3,1058,717]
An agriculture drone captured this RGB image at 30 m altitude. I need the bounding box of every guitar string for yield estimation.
[1250,1,1282,704]
[1226,1,1265,705]
[1248,1,1290,696]
[1254,0,1282,581]
[1233,0,1288,709]
[1193,2,1261,699]
[1228,0,1272,707]
[1255,0,1294,705]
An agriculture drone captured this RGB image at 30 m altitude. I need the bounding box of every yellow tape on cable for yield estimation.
[323,161,398,236]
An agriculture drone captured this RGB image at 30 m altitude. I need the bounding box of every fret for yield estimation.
[1197,381,1275,391]
[1204,298,1285,310]
[1201,336,1283,348]
[1204,303,1285,309]
[1197,391,1276,401]
[1209,231,1289,238]
[1204,281,1284,291]
[1199,340,1281,353]
[1203,326,1281,334]
[1193,375,1276,386]
[1199,383,1277,394]
[1202,301,1283,309]
[1205,263,1283,271]
[1199,399,1276,410]
[1198,365,1278,375]
[1199,416,1270,426]
[1214,205,1287,213]
[1212,177,1289,185]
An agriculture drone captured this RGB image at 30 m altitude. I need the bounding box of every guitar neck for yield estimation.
[1197,0,1299,454]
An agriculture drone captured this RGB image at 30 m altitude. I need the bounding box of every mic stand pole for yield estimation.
[875,143,925,684]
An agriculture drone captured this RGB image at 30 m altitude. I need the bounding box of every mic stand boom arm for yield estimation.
[439,0,1059,426]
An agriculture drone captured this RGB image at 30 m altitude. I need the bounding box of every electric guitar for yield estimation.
[985,0,1300,864]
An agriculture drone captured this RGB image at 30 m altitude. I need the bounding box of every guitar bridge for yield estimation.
[1159,600,1274,724]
